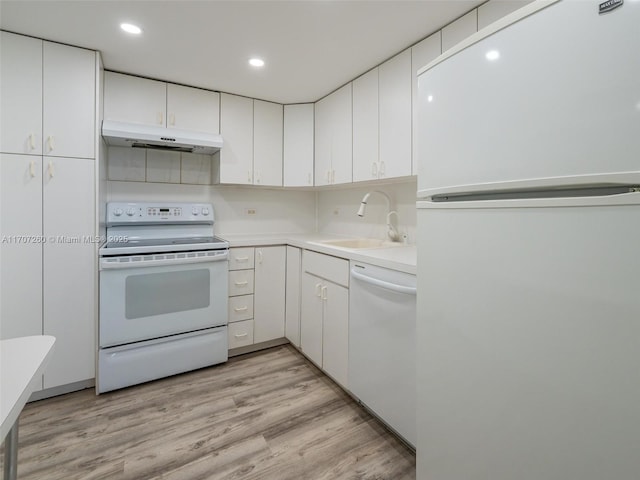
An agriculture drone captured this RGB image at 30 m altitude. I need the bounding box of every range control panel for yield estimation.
[106,202,214,224]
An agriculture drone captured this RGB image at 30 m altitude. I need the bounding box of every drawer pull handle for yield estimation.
[315,283,322,297]
[321,285,328,301]
[234,281,249,286]
[234,306,248,312]
[234,333,248,338]
[235,256,249,261]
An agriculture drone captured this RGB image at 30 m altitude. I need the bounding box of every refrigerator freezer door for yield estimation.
[416,0,640,198]
[416,193,640,479]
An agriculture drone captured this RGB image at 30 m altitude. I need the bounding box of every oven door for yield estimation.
[99,250,228,347]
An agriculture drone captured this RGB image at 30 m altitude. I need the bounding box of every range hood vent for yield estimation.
[101,120,223,155]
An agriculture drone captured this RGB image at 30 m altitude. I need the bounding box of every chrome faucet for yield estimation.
[356,190,400,242]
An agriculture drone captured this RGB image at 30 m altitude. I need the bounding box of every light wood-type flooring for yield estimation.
[1,345,415,480]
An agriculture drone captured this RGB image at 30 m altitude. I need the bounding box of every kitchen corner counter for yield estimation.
[218,233,417,275]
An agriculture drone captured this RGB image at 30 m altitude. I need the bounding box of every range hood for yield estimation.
[101,120,223,154]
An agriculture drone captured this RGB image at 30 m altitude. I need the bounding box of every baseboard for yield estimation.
[28,379,95,402]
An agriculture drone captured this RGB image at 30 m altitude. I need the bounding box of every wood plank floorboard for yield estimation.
[1,345,415,480]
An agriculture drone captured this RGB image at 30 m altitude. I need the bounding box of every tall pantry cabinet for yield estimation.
[0,31,99,393]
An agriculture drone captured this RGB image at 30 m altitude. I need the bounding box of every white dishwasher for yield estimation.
[349,261,416,447]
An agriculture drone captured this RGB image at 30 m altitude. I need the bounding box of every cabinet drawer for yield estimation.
[229,247,255,270]
[302,250,349,287]
[228,319,254,349]
[228,269,254,296]
[229,294,254,322]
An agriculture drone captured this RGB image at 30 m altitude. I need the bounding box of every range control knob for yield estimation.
[201,207,209,216]
[113,208,123,217]
[126,208,136,217]
[191,207,199,216]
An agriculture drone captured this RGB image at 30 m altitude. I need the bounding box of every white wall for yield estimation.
[107,181,316,235]
[317,179,417,244]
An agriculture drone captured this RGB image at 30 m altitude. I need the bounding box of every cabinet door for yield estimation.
[254,246,286,343]
[353,68,379,182]
[283,104,314,187]
[167,83,220,134]
[300,272,324,367]
[0,155,43,353]
[103,71,167,126]
[285,246,301,347]
[42,157,95,388]
[43,42,96,159]
[314,94,332,187]
[0,32,43,155]
[220,93,253,184]
[329,83,353,185]
[412,33,442,175]
[322,282,349,389]
[379,49,412,179]
[253,100,283,186]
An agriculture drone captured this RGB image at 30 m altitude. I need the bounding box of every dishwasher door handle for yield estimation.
[350,269,417,296]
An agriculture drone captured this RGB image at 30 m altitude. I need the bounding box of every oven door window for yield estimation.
[125,269,210,319]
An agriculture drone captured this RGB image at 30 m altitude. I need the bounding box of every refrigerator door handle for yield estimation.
[350,269,417,296]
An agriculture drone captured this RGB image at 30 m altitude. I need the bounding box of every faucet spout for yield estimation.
[356,190,400,242]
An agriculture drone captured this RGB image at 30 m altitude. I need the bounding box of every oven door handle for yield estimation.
[100,251,229,270]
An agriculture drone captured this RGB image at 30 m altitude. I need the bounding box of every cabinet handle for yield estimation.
[326,170,331,183]
[29,160,36,178]
[379,161,385,176]
[234,256,249,262]
[331,169,335,184]
[257,250,263,264]
[234,333,248,338]
[169,113,175,126]
[48,160,55,178]
[158,112,163,125]
[29,133,36,151]
[234,306,249,312]
[315,283,322,297]
[372,162,378,177]
[321,285,328,301]
[47,135,54,152]
[234,280,249,286]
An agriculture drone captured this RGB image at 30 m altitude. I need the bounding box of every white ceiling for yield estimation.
[0,0,482,104]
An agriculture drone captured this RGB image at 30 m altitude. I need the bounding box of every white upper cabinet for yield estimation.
[43,41,96,159]
[314,83,352,186]
[442,9,478,52]
[0,32,43,155]
[104,72,220,134]
[352,68,379,182]
[220,93,254,184]
[104,72,167,126]
[283,104,314,187]
[166,83,220,133]
[253,100,283,186]
[1,34,95,159]
[379,49,412,179]
[219,93,284,186]
[412,32,442,175]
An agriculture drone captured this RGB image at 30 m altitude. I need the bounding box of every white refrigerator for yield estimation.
[416,1,640,479]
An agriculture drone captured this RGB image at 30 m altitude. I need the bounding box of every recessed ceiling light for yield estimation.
[120,23,142,35]
[485,50,500,61]
[249,58,265,68]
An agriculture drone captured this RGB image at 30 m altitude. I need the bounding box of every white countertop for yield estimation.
[1,335,55,440]
[218,233,417,274]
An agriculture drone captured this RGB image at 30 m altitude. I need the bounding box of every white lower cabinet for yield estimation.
[285,246,301,347]
[227,246,286,350]
[300,251,349,389]
[0,154,96,391]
